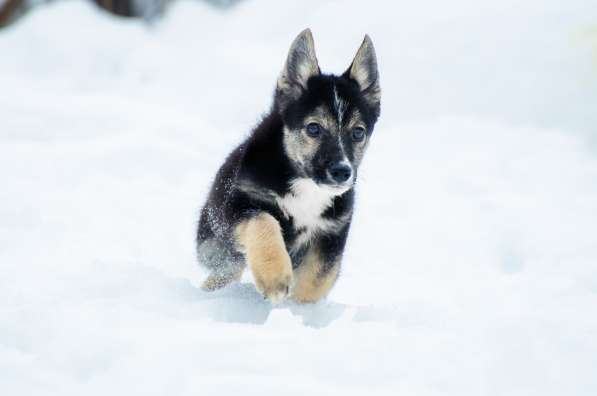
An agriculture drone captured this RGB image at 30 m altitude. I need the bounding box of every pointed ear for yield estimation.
[346,35,380,107]
[276,29,320,110]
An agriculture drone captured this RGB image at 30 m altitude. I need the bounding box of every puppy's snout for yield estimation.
[328,163,352,183]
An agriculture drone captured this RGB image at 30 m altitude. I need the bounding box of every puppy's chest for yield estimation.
[276,179,338,252]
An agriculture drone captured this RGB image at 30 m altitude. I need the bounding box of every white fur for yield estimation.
[333,84,347,125]
[276,178,348,252]
[333,84,350,165]
[277,178,335,230]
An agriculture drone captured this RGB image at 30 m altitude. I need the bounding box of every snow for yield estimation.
[1,0,597,394]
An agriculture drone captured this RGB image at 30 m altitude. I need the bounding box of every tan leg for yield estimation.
[235,213,293,303]
[201,269,243,291]
[291,247,340,303]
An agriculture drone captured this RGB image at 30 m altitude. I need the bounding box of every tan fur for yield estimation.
[305,106,336,131]
[291,247,340,303]
[235,213,293,303]
[201,270,243,291]
[342,109,368,166]
[283,105,337,167]
[346,109,364,130]
[349,35,381,104]
[283,126,318,167]
[277,29,320,107]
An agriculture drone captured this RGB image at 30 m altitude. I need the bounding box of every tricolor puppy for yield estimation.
[196,29,381,303]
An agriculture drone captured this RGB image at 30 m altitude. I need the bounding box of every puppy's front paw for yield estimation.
[254,263,293,304]
[234,212,293,304]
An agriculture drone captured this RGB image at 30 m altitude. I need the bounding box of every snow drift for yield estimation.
[1,1,596,395]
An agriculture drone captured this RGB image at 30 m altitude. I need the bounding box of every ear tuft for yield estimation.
[347,35,380,107]
[276,29,320,111]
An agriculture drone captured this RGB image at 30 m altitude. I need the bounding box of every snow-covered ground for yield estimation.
[1,0,597,394]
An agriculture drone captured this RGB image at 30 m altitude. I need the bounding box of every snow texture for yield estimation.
[1,1,597,395]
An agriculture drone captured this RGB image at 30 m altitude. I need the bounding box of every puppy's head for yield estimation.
[275,29,381,193]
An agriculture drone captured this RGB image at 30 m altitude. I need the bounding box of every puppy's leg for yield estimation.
[197,237,244,291]
[291,247,340,303]
[235,213,293,303]
[201,270,243,291]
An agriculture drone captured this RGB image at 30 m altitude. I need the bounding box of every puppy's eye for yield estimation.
[305,123,321,137]
[352,126,366,142]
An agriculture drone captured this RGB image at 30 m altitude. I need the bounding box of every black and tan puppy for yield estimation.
[196,29,381,303]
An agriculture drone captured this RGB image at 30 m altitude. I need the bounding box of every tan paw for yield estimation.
[234,212,294,304]
[254,263,293,304]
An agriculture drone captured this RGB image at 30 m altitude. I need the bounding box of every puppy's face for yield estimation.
[276,29,381,193]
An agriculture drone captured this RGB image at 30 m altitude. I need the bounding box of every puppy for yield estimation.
[196,29,380,303]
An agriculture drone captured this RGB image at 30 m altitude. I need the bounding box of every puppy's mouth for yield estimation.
[305,164,355,194]
[319,176,354,195]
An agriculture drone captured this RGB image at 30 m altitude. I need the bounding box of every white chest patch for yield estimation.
[276,178,343,251]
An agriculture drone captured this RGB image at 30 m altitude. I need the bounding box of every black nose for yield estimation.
[328,163,352,183]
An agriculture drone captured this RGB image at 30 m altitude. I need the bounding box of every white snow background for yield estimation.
[1,0,597,394]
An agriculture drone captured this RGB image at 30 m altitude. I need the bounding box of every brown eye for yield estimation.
[352,126,366,141]
[306,123,321,137]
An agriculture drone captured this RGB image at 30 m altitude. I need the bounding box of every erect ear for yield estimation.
[345,35,380,107]
[276,29,320,111]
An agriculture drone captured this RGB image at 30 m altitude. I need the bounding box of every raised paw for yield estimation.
[235,212,294,304]
[254,265,293,304]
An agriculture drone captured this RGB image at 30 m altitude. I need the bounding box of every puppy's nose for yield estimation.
[328,163,352,183]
